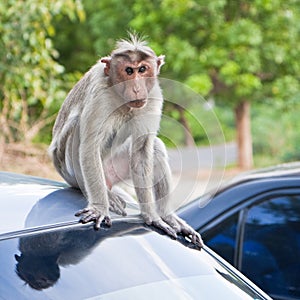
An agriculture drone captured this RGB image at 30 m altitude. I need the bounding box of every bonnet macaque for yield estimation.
[49,34,203,247]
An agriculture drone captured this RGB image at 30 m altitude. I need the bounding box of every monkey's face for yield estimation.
[110,57,157,109]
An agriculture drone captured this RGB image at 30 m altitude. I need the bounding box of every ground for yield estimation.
[0,143,62,181]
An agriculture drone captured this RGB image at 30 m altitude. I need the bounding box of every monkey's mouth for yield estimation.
[127,99,146,108]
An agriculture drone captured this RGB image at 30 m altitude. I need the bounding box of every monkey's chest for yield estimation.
[101,114,131,150]
[103,129,117,150]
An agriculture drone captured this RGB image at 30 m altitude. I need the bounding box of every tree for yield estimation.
[0,0,84,146]
[130,0,300,169]
[53,0,136,73]
[51,0,300,168]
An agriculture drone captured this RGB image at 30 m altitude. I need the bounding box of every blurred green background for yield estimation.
[1,0,300,175]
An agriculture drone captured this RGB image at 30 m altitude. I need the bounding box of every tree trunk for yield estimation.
[176,104,194,147]
[235,100,253,169]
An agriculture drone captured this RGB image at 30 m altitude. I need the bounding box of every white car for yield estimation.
[0,172,272,299]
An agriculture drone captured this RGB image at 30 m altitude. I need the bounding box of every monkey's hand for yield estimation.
[75,206,112,230]
[108,190,127,216]
[162,214,204,248]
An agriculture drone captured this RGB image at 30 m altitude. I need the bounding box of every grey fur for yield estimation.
[49,35,203,247]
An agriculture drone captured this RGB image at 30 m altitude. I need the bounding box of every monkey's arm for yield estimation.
[151,138,204,248]
[130,135,178,239]
[75,120,111,229]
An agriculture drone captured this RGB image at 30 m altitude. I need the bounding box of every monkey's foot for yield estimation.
[75,206,112,230]
[163,214,204,248]
[108,190,127,216]
[142,213,178,240]
[152,219,178,240]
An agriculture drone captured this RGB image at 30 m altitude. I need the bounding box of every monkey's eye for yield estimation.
[139,66,147,73]
[125,67,134,75]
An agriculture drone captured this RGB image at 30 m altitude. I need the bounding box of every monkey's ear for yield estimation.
[157,55,165,74]
[100,57,112,76]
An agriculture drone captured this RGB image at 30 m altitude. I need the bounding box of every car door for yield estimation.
[202,188,300,300]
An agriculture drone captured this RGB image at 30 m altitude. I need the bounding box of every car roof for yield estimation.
[0,171,141,237]
[0,171,78,236]
[226,161,300,187]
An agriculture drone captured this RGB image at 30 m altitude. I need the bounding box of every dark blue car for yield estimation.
[0,171,271,299]
[179,162,300,300]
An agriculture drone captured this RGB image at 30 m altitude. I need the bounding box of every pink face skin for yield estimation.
[101,52,163,109]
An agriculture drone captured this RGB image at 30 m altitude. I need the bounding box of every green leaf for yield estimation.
[186,74,213,96]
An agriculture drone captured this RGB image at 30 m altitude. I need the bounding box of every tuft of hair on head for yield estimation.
[112,32,157,58]
[119,32,148,48]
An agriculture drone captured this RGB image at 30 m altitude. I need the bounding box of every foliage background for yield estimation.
[1,0,300,177]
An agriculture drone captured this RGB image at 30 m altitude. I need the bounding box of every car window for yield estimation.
[203,213,239,264]
[241,195,300,299]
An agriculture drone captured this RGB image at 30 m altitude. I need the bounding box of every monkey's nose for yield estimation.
[133,86,140,94]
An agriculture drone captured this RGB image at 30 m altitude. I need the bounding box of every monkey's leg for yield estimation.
[162,214,203,247]
[103,139,133,216]
[130,136,178,239]
[153,138,203,248]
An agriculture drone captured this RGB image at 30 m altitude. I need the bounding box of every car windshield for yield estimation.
[0,222,269,299]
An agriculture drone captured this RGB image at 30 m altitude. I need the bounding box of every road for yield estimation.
[168,142,237,172]
[119,142,238,212]
[167,142,237,210]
